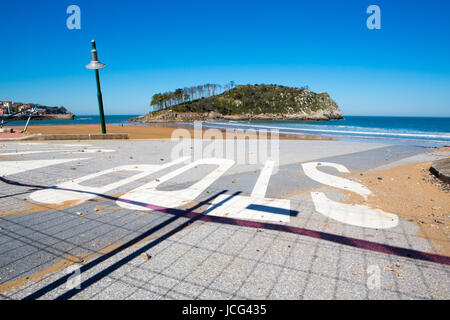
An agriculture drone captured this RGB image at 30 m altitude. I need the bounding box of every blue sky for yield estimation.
[1,0,449,116]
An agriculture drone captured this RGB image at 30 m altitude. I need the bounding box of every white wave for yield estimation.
[203,121,450,140]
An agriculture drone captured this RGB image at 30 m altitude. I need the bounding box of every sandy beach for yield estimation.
[23,123,334,141]
[347,162,450,255]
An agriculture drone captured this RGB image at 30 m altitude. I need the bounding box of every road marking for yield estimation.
[62,144,92,147]
[24,156,396,228]
[302,162,371,199]
[251,160,275,198]
[204,195,291,223]
[0,149,115,156]
[9,143,49,146]
[117,158,235,211]
[64,149,116,154]
[0,159,89,177]
[204,160,291,223]
[311,192,398,229]
[30,158,189,205]
[302,162,398,229]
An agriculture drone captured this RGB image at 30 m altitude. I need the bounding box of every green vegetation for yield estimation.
[150,81,235,111]
[149,84,339,116]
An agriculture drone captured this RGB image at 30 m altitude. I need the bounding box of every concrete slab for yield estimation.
[430,158,450,184]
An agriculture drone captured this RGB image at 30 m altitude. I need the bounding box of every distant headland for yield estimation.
[0,100,74,120]
[129,84,344,123]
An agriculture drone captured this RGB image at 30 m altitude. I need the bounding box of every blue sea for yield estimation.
[9,114,450,147]
[203,116,450,147]
[8,115,138,126]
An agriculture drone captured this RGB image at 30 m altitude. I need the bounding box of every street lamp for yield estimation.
[86,40,107,134]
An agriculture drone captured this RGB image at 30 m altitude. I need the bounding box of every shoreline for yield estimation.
[1,114,75,121]
[22,123,335,141]
[129,113,344,122]
[6,118,450,147]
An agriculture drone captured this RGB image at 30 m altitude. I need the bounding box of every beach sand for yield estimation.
[348,162,450,255]
[24,124,189,140]
[24,124,334,141]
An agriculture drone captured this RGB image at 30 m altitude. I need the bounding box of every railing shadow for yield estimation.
[23,189,240,300]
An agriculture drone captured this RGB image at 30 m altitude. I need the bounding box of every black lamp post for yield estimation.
[86,40,107,134]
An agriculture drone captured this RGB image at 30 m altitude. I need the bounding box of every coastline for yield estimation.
[8,115,449,147]
[2,115,445,148]
[1,114,75,121]
[129,110,344,122]
[23,123,334,141]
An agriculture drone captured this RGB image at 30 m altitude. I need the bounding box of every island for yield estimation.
[129,84,344,122]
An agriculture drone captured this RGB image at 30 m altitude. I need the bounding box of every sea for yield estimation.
[8,115,450,147]
[7,115,137,126]
[202,116,450,147]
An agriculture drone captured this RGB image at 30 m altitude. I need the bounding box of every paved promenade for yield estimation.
[0,139,449,300]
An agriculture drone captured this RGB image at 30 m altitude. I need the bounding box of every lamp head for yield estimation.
[86,48,106,70]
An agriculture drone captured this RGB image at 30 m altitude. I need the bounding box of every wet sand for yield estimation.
[24,124,334,141]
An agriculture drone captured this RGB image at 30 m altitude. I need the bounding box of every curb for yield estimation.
[430,158,450,184]
[0,133,129,141]
[0,134,37,141]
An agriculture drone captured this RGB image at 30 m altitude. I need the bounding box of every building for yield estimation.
[0,101,12,114]
[18,104,31,112]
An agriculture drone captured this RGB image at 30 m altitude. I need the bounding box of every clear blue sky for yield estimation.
[1,0,449,116]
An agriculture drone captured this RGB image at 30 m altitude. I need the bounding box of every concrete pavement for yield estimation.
[0,139,448,300]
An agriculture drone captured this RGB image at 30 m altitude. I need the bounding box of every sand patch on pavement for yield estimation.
[347,162,449,255]
[0,241,127,294]
[0,200,82,218]
[280,189,313,199]
[0,254,86,294]
[0,192,127,218]
[93,205,107,214]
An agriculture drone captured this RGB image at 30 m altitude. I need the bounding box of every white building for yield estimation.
[0,101,12,114]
